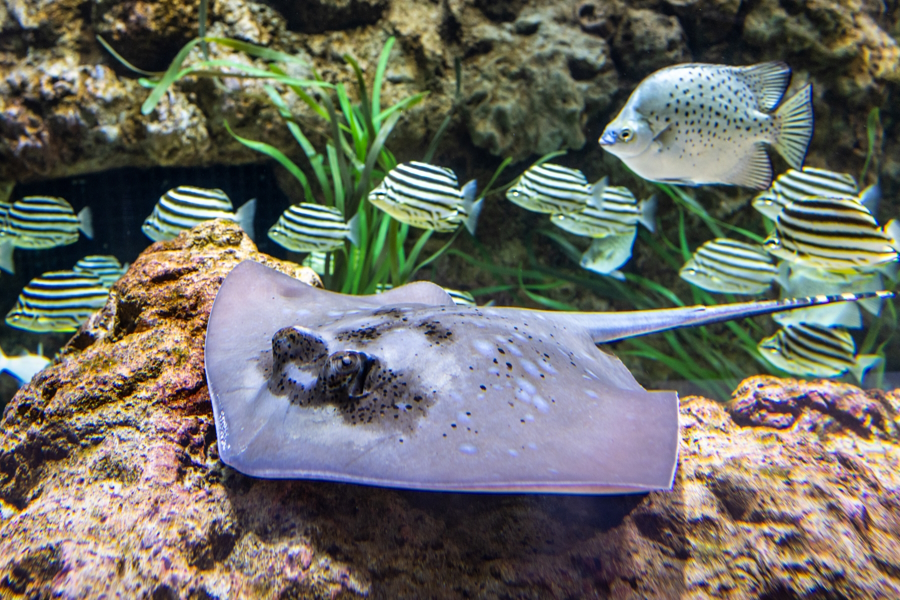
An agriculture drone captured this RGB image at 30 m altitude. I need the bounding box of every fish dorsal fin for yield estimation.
[733,61,792,112]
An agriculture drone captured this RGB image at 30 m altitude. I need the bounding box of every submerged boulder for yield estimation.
[1,220,900,598]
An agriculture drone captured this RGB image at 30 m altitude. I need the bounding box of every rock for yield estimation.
[461,6,618,162]
[2,221,900,597]
[2,0,900,190]
[266,0,388,34]
[611,8,690,79]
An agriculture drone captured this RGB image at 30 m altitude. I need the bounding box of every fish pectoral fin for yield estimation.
[725,143,773,190]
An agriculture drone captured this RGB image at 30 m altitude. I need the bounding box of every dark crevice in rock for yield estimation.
[0,544,64,595]
[264,0,388,33]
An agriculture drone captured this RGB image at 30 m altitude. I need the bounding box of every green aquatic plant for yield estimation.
[115,35,502,295]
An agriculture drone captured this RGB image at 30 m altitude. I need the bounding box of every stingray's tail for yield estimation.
[581,291,895,345]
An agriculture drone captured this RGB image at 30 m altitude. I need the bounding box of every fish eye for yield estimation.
[620,129,633,142]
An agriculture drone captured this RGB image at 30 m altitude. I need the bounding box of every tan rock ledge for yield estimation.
[1,220,899,599]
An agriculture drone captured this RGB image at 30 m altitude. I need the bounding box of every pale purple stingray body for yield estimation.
[205,260,889,494]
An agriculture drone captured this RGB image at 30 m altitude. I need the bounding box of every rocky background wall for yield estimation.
[2,0,900,193]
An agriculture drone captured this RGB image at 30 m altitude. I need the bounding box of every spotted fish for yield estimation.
[599,62,814,189]
[205,260,891,494]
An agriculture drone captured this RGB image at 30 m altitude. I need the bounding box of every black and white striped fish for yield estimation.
[679,238,778,295]
[5,270,109,333]
[763,196,898,271]
[268,203,360,253]
[752,167,859,220]
[551,187,656,237]
[368,162,481,234]
[301,251,335,276]
[5,196,93,249]
[758,323,881,382]
[507,164,605,215]
[443,287,477,307]
[73,255,128,289]
[142,186,256,242]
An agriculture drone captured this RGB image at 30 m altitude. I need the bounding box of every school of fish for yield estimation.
[1,60,897,388]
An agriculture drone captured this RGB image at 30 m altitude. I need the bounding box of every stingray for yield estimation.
[205,260,891,494]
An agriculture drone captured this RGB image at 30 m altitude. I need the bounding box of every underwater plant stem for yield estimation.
[388,219,401,286]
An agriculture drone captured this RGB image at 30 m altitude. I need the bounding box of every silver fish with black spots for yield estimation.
[600,61,813,189]
[268,203,360,253]
[679,238,778,295]
[142,186,256,242]
[551,187,655,237]
[73,255,128,289]
[368,162,481,234]
[758,323,881,383]
[506,163,605,215]
[6,270,109,333]
[763,196,898,271]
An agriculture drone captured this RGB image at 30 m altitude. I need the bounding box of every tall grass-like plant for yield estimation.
[127,35,509,295]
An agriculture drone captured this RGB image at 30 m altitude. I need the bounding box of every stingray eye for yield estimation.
[328,352,363,377]
[620,128,633,142]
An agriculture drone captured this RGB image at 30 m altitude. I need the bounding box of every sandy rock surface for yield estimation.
[1,221,899,599]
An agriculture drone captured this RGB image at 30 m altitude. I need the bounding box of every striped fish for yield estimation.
[774,265,886,329]
[142,186,256,242]
[507,164,605,215]
[73,255,128,289]
[758,323,881,383]
[551,187,656,237]
[301,251,335,276]
[763,196,898,271]
[0,200,11,232]
[6,196,93,249]
[5,270,109,333]
[368,162,481,234]
[753,167,858,220]
[268,203,359,253]
[443,287,477,307]
[679,238,778,295]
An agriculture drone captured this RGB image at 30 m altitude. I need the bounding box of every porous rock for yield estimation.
[2,222,900,598]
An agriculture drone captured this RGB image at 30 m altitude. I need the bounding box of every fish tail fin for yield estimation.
[346,212,362,247]
[775,261,790,290]
[459,179,480,235]
[464,198,484,236]
[885,219,900,253]
[859,182,881,215]
[588,176,608,211]
[850,354,882,384]
[639,194,657,233]
[236,198,257,240]
[772,83,814,170]
[0,240,14,274]
[461,179,478,211]
[78,206,94,239]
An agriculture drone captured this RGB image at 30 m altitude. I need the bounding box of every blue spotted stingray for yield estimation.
[205,260,890,494]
